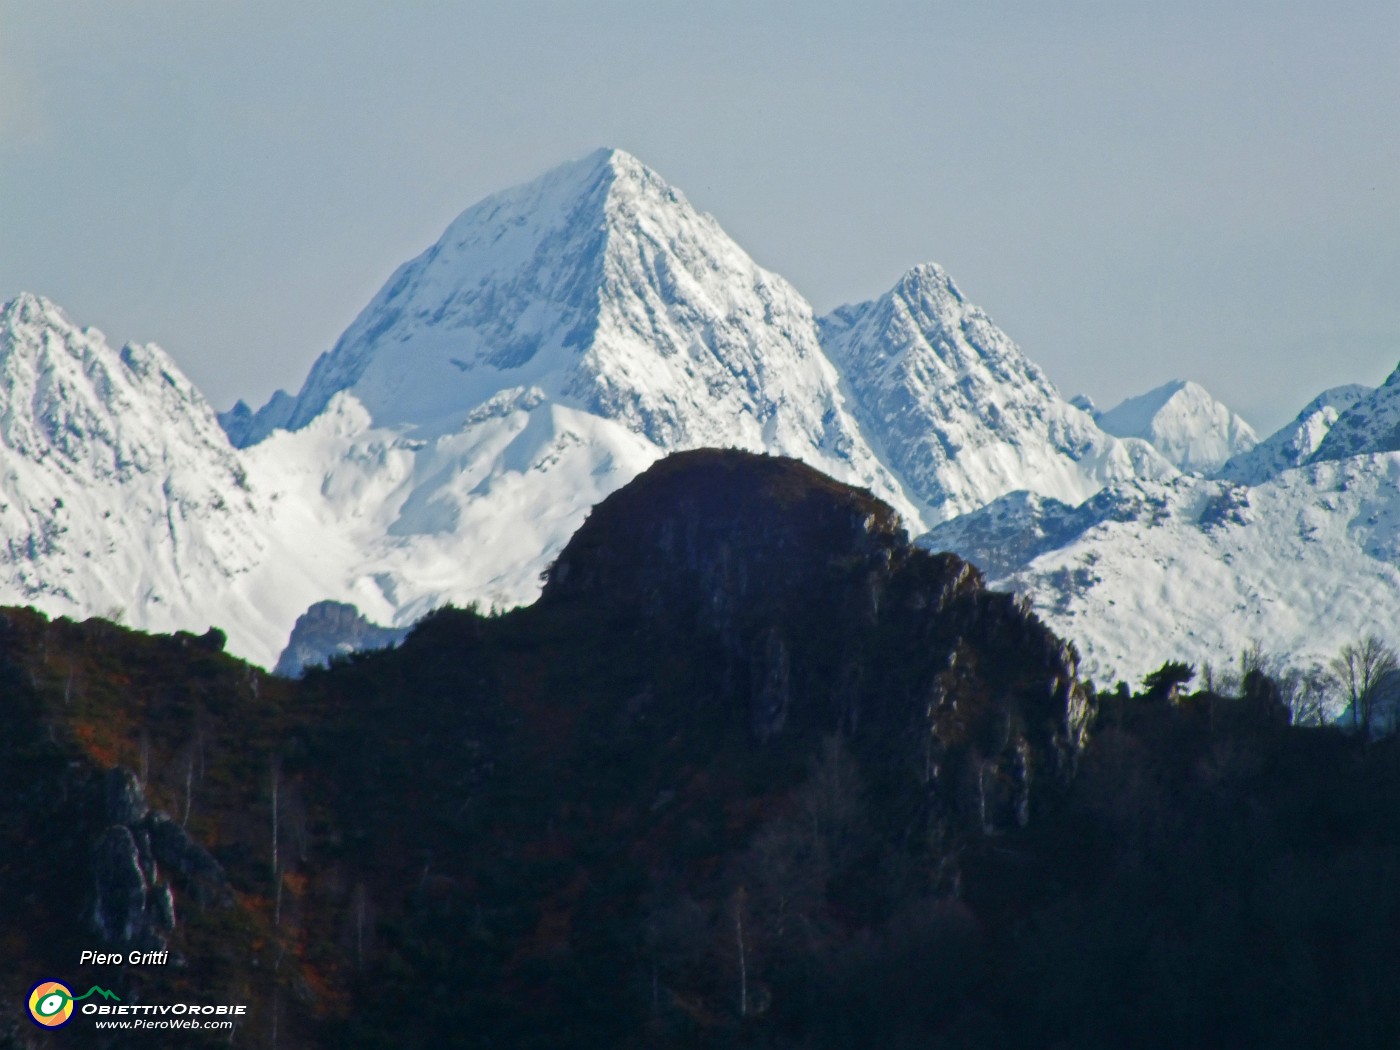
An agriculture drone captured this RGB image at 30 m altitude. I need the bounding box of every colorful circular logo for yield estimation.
[27,980,75,1028]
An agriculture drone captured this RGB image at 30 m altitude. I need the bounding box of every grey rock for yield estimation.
[132,827,157,884]
[150,883,177,931]
[144,811,232,907]
[93,825,152,947]
[104,766,148,825]
[274,599,409,677]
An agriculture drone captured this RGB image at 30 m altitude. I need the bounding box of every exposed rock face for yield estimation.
[144,811,232,907]
[89,766,231,950]
[751,629,792,742]
[105,766,149,826]
[275,599,409,677]
[93,825,161,949]
[820,264,1172,523]
[0,448,1110,1049]
[150,882,177,931]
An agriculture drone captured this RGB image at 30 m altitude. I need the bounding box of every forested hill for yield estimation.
[2,450,1399,1049]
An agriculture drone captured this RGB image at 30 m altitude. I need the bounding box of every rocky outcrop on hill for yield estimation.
[274,600,408,677]
[541,449,1091,831]
[90,767,230,951]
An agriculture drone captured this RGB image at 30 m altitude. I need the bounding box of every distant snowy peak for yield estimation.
[0,292,262,626]
[1095,380,1257,474]
[1309,365,1400,463]
[0,293,245,489]
[244,147,620,438]
[820,263,1174,523]
[233,146,915,523]
[1221,384,1371,484]
[924,456,1400,687]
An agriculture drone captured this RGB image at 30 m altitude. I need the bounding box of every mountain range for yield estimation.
[3,147,1397,685]
[13,449,1396,1049]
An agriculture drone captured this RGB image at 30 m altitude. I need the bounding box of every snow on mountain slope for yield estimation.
[924,456,1400,685]
[819,264,1174,524]
[1309,365,1400,463]
[0,293,266,632]
[1220,384,1371,484]
[1095,379,1257,474]
[233,148,912,516]
[240,388,664,627]
[0,294,421,667]
[15,149,1387,683]
[219,149,927,644]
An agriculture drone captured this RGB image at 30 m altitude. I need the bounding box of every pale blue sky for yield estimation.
[2,1,1396,432]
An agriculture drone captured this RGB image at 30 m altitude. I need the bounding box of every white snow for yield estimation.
[5,148,1397,689]
[1096,379,1258,475]
[237,151,910,516]
[819,264,1175,524]
[925,455,1400,686]
[0,294,271,655]
[1308,367,1400,463]
[1220,384,1371,484]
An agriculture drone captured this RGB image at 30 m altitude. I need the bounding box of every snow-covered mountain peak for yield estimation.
[1309,365,1400,463]
[0,292,238,481]
[1098,378,1192,423]
[207,150,924,655]
[3,290,67,331]
[1221,383,1371,484]
[0,293,279,651]
[891,261,965,306]
[819,264,1174,523]
[1096,379,1257,474]
[234,147,840,444]
[232,147,914,517]
[236,148,626,438]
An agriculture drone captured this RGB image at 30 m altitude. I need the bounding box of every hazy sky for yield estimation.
[2,1,1396,432]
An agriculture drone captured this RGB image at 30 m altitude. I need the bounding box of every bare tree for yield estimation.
[270,758,282,925]
[747,735,864,956]
[1239,640,1266,680]
[1330,635,1399,735]
[137,729,151,788]
[349,882,375,966]
[1262,659,1331,727]
[733,887,749,1019]
[797,734,863,870]
[280,783,309,866]
[170,706,211,828]
[180,745,196,827]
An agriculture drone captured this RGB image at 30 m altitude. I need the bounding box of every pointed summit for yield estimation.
[0,292,231,477]
[0,293,272,650]
[2,290,64,328]
[819,264,1172,523]
[239,147,634,437]
[238,148,843,442]
[1096,380,1257,474]
[233,147,912,515]
[213,151,917,641]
